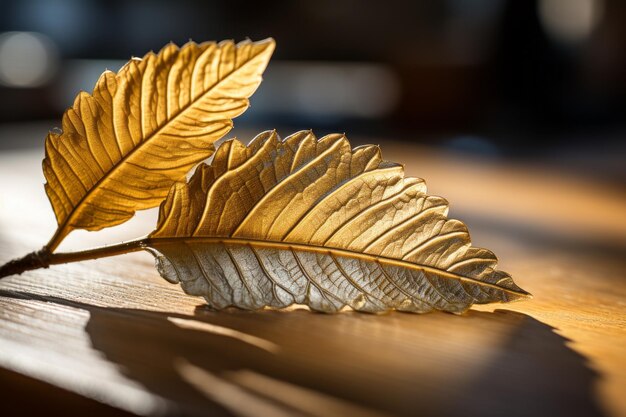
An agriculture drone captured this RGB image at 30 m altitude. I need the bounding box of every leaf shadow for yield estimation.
[0,291,607,417]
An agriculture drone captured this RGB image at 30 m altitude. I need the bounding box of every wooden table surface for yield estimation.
[1,132,625,417]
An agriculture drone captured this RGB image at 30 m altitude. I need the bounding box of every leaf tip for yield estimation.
[500,278,533,302]
[514,287,533,300]
[262,37,276,45]
[254,37,276,54]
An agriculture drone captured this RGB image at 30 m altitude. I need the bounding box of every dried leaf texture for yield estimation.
[43,38,275,250]
[148,131,530,313]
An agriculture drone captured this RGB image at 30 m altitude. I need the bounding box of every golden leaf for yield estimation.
[42,38,275,251]
[146,131,530,313]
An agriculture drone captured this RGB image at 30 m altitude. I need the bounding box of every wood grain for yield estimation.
[1,136,624,417]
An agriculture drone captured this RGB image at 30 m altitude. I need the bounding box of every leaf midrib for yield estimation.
[146,236,530,298]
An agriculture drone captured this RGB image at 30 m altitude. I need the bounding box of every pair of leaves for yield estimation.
[40,38,529,313]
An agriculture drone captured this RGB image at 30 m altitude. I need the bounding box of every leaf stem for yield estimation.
[0,236,531,300]
[44,226,70,254]
[0,238,149,279]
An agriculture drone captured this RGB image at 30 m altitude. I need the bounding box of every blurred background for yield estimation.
[0,0,624,184]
